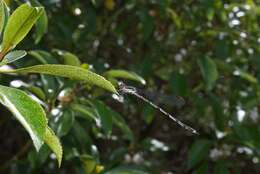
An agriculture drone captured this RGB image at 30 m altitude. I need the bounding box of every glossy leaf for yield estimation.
[0,50,27,65]
[1,3,43,52]
[0,64,118,94]
[30,0,48,44]
[198,57,218,90]
[0,85,47,151]
[43,127,63,167]
[0,0,9,35]
[104,69,146,85]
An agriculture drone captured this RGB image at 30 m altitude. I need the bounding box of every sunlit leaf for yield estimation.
[43,127,63,167]
[0,64,118,94]
[0,0,9,36]
[1,3,43,53]
[0,50,27,65]
[0,85,47,151]
[105,69,146,85]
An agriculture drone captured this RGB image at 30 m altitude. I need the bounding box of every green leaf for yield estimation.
[53,49,81,66]
[71,103,97,120]
[105,69,146,85]
[0,85,47,151]
[57,110,75,137]
[1,3,43,52]
[187,139,211,169]
[0,0,9,36]
[30,0,48,44]
[198,57,218,90]
[209,93,226,131]
[0,50,27,65]
[80,155,97,174]
[104,165,148,174]
[29,50,58,64]
[170,73,188,96]
[240,70,258,83]
[214,161,229,174]
[0,64,118,94]
[94,101,113,136]
[43,126,63,167]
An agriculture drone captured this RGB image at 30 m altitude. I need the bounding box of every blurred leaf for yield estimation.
[105,69,146,85]
[94,101,113,136]
[57,110,75,137]
[104,165,148,174]
[194,162,208,174]
[214,161,229,174]
[0,64,118,94]
[1,3,43,53]
[209,93,226,131]
[29,50,58,64]
[0,50,27,65]
[53,49,81,66]
[140,9,154,41]
[26,85,46,101]
[142,104,155,124]
[71,103,97,120]
[240,71,258,83]
[198,57,218,90]
[170,73,188,96]
[43,126,63,167]
[32,0,48,44]
[80,154,97,174]
[187,139,211,169]
[0,85,47,151]
[0,0,9,36]
[104,0,115,11]
[111,110,134,141]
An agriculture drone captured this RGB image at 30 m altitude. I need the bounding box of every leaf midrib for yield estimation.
[3,8,37,51]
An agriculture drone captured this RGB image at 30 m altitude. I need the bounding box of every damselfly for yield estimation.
[117,82,198,135]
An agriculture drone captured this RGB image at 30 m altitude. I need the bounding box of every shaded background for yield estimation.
[0,0,260,173]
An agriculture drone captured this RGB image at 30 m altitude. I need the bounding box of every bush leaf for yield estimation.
[1,3,43,53]
[44,126,63,167]
[0,0,9,36]
[0,50,27,65]
[198,57,218,90]
[0,64,117,93]
[104,69,146,85]
[187,139,211,169]
[0,85,47,151]
[30,0,48,44]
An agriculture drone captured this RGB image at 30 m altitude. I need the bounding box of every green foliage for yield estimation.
[0,50,27,65]
[1,4,43,53]
[43,127,62,167]
[0,64,117,93]
[0,85,47,151]
[0,0,259,173]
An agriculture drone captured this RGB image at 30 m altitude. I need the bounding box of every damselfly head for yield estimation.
[118,81,137,94]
